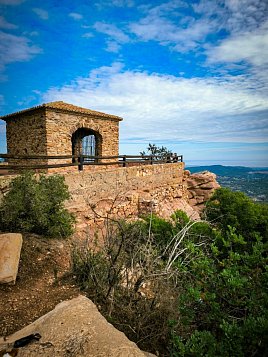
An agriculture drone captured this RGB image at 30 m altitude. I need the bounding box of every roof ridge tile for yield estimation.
[0,101,123,121]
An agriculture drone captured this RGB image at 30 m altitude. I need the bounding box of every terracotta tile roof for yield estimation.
[0,101,123,121]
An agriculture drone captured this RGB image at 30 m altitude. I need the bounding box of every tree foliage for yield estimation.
[171,189,268,356]
[140,143,173,159]
[0,171,75,238]
[205,187,268,241]
[72,188,268,356]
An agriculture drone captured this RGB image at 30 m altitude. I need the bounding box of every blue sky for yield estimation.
[0,0,268,166]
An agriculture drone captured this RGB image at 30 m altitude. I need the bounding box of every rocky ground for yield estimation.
[0,233,81,337]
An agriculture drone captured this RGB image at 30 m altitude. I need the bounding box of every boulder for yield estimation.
[0,295,156,357]
[185,171,220,212]
[186,171,219,189]
[0,233,23,284]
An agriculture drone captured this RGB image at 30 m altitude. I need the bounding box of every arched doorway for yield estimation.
[71,128,102,162]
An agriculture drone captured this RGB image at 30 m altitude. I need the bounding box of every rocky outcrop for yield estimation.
[184,170,220,213]
[0,296,156,357]
[0,233,23,284]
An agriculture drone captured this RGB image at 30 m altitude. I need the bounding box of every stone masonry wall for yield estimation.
[5,110,47,166]
[0,164,220,237]
[45,109,120,165]
[62,163,195,235]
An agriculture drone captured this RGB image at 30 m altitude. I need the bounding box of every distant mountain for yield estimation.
[185,165,268,203]
[186,164,268,177]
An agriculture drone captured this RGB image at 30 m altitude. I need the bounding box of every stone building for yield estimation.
[1,101,123,167]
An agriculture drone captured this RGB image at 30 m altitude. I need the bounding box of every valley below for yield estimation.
[187,165,268,203]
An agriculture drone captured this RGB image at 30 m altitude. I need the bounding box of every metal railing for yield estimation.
[0,153,183,173]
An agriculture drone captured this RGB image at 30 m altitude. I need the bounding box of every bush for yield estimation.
[72,218,181,355]
[71,193,268,356]
[0,171,75,238]
[71,211,219,355]
[204,187,268,241]
[171,226,268,356]
[171,190,268,356]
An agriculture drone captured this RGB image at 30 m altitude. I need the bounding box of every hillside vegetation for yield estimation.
[1,173,267,356]
[73,187,268,356]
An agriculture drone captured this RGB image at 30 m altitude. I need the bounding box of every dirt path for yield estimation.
[0,233,82,337]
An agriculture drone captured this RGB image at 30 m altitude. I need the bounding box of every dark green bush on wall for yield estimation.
[0,171,75,238]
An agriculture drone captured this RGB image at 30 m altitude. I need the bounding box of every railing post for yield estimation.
[78,154,84,171]
[122,155,127,167]
[150,155,153,165]
[181,155,183,162]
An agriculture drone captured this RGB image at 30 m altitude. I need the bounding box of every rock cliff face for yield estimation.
[0,296,155,357]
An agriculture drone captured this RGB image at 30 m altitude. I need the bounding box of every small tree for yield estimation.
[140,143,173,160]
[0,171,75,238]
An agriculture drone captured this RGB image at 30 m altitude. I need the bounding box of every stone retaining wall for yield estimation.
[64,163,187,229]
[0,164,220,237]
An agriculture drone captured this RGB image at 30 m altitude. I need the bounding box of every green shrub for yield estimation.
[71,192,268,356]
[72,218,181,355]
[171,191,268,357]
[143,213,174,249]
[204,187,268,241]
[0,171,75,238]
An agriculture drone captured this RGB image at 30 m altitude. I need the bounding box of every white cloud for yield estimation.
[0,16,17,29]
[82,32,94,38]
[105,40,121,53]
[128,1,217,51]
[43,64,268,144]
[69,12,83,20]
[192,0,268,35]
[26,31,39,36]
[93,22,130,52]
[32,8,49,20]
[111,0,134,6]
[208,19,268,96]
[128,0,268,54]
[94,22,130,43]
[0,31,42,72]
[223,0,268,33]
[208,20,268,67]
[94,0,134,9]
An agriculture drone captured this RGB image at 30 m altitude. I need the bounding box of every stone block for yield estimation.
[0,296,156,357]
[0,233,23,284]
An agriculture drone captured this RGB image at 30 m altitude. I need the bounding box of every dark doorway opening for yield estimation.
[71,128,101,162]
